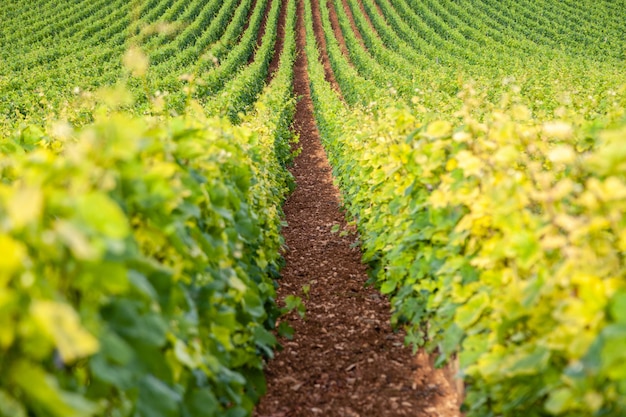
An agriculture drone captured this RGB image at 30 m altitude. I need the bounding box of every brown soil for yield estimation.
[335,0,366,49]
[266,0,288,81]
[241,0,259,43]
[370,0,385,19]
[309,0,342,94]
[254,0,463,416]
[324,0,352,61]
[352,0,378,33]
[249,0,270,64]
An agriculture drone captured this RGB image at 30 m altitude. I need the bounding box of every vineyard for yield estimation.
[0,0,625,416]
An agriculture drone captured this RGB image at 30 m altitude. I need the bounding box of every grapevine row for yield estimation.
[0,0,297,416]
[304,0,626,415]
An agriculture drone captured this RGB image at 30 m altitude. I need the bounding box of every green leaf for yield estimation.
[455,292,489,329]
[224,407,248,417]
[20,125,45,148]
[80,262,129,294]
[102,300,167,347]
[173,339,199,369]
[235,216,258,240]
[380,280,397,295]
[30,300,99,363]
[600,324,626,380]
[128,270,159,301]
[283,295,305,318]
[511,231,541,269]
[504,346,550,377]
[76,193,129,239]
[184,389,219,417]
[441,323,464,358]
[253,326,277,349]
[137,376,181,417]
[460,334,489,369]
[90,355,134,390]
[243,291,265,319]
[58,392,99,416]
[10,361,94,417]
[545,387,574,415]
[243,368,267,403]
[0,389,26,417]
[277,322,294,340]
[609,291,626,324]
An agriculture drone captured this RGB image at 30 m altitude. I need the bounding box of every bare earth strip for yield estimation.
[308,0,342,94]
[266,0,288,80]
[255,0,462,416]
[250,0,271,64]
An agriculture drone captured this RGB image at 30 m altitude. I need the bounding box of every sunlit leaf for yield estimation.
[31,301,99,363]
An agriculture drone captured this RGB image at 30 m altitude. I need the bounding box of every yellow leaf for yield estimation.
[6,187,43,229]
[31,301,99,363]
[0,235,26,284]
[456,150,483,177]
[424,120,452,139]
[429,186,451,208]
[602,177,626,201]
[122,46,149,77]
[228,276,247,293]
[551,178,574,200]
[511,104,531,121]
[619,229,626,252]
[452,130,471,143]
[493,145,518,166]
[554,214,582,233]
[547,145,576,165]
[576,190,598,210]
[584,391,604,413]
[543,121,573,140]
[54,220,99,260]
[541,233,568,250]
[97,85,134,109]
[0,289,16,348]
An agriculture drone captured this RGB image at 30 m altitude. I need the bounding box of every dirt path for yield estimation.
[332,0,366,50]
[351,0,377,33]
[309,0,342,94]
[255,0,462,416]
[265,0,288,81]
[249,0,270,64]
[324,0,353,61]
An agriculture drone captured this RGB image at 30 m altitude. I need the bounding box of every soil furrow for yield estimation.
[334,0,366,49]
[353,0,379,34]
[371,0,385,19]
[255,0,461,416]
[308,0,342,95]
[241,0,259,42]
[266,0,288,81]
[249,0,271,64]
[323,0,353,63]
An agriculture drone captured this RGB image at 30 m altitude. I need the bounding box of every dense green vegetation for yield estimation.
[1,0,625,415]
[304,0,626,415]
[0,0,297,415]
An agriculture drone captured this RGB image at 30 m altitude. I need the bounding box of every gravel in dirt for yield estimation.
[255,1,463,416]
